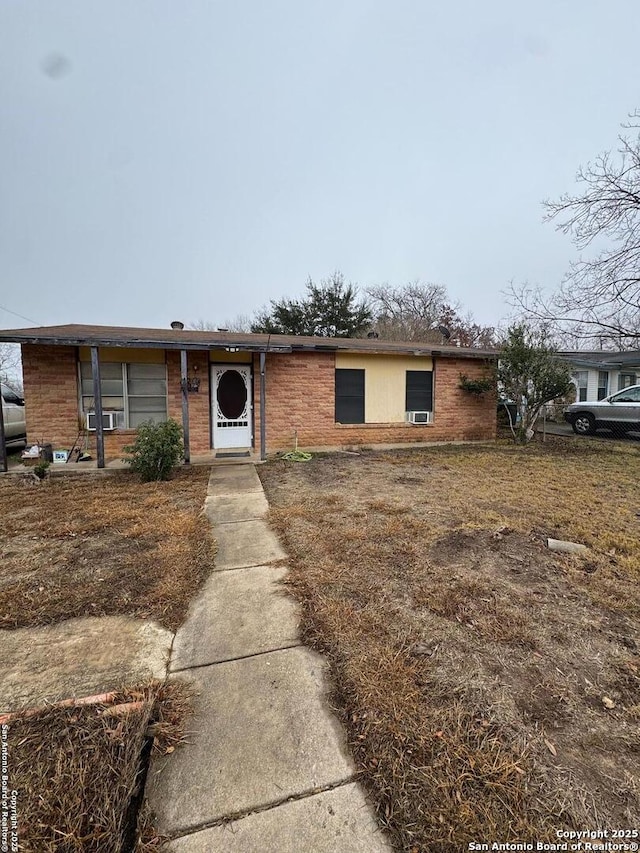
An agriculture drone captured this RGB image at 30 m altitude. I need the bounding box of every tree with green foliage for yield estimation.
[497,324,573,444]
[251,272,372,337]
[123,419,184,481]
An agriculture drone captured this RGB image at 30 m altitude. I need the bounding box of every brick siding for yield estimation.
[21,345,212,461]
[22,344,80,449]
[166,350,211,454]
[20,345,495,460]
[256,351,496,452]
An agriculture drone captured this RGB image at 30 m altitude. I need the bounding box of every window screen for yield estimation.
[80,362,167,427]
[127,363,168,427]
[80,362,124,412]
[335,369,365,424]
[405,371,433,412]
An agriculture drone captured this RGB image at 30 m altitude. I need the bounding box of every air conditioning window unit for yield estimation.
[86,411,120,431]
[406,410,433,424]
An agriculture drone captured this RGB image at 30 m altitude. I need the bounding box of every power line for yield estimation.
[0,304,40,326]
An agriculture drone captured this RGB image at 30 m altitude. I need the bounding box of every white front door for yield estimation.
[211,365,252,449]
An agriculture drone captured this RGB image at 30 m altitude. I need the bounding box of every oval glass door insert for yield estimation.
[217,370,247,419]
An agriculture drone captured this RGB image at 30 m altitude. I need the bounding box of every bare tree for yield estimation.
[0,343,22,391]
[367,281,497,346]
[510,113,640,349]
[366,281,448,341]
[188,314,252,333]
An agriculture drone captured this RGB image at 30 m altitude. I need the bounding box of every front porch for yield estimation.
[1,449,261,477]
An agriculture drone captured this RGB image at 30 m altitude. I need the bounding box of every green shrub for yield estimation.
[458,372,496,395]
[122,419,184,482]
[33,460,50,480]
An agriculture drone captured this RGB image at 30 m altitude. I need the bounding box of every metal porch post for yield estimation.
[90,346,105,469]
[181,349,190,464]
[0,392,7,473]
[259,351,266,461]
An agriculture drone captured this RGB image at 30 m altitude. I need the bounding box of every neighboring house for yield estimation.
[558,351,640,402]
[0,323,497,467]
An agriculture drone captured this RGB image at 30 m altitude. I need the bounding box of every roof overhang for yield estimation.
[0,325,498,360]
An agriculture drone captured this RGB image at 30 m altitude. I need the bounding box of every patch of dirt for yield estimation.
[0,467,214,631]
[259,444,640,852]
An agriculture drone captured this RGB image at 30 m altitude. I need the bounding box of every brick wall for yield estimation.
[258,351,496,452]
[166,350,211,454]
[21,345,495,461]
[21,344,80,448]
[21,345,213,461]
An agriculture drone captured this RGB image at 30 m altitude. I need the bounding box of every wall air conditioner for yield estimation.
[405,410,433,425]
[86,411,119,431]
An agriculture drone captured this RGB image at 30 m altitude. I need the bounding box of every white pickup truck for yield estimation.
[1,383,26,448]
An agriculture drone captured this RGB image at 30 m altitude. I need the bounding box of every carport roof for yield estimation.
[0,323,498,359]
[559,350,640,369]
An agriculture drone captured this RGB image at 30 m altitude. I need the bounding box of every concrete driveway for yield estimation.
[536,420,640,442]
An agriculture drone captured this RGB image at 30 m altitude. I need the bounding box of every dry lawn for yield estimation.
[0,467,210,851]
[259,436,640,853]
[0,467,213,631]
[5,680,193,853]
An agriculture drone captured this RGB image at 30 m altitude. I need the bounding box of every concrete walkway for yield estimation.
[147,464,391,852]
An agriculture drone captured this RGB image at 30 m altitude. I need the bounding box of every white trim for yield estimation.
[211,364,253,449]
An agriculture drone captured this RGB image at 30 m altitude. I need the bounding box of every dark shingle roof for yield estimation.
[0,323,497,359]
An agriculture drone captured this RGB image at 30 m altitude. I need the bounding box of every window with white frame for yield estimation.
[618,373,637,390]
[79,362,168,428]
[597,371,609,400]
[573,371,588,402]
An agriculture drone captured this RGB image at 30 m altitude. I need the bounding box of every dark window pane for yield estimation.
[597,371,608,399]
[217,370,248,419]
[335,369,364,423]
[405,371,433,411]
[619,373,636,390]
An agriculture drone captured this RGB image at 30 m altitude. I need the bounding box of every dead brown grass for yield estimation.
[5,680,193,853]
[0,467,213,631]
[259,438,640,852]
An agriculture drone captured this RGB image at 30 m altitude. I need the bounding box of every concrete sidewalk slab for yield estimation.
[170,565,300,670]
[165,783,392,852]
[147,647,354,837]
[0,617,172,714]
[212,519,286,570]
[207,465,263,495]
[204,491,268,524]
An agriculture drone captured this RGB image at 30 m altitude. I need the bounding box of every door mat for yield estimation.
[215,452,251,458]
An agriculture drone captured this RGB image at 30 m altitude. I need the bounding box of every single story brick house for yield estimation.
[0,323,497,466]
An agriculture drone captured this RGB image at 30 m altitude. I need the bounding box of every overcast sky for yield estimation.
[1,1,639,332]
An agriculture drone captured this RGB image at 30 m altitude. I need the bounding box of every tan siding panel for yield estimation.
[335,353,433,423]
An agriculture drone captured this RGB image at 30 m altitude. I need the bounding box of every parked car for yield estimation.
[1,383,26,448]
[564,384,640,435]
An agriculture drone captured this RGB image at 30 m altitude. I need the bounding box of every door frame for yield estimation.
[210,363,254,450]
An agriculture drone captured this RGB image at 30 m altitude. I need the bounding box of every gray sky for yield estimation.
[1,1,639,331]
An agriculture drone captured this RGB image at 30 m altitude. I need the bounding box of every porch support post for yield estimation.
[180,349,190,465]
[0,391,7,474]
[90,346,105,469]
[259,351,266,461]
